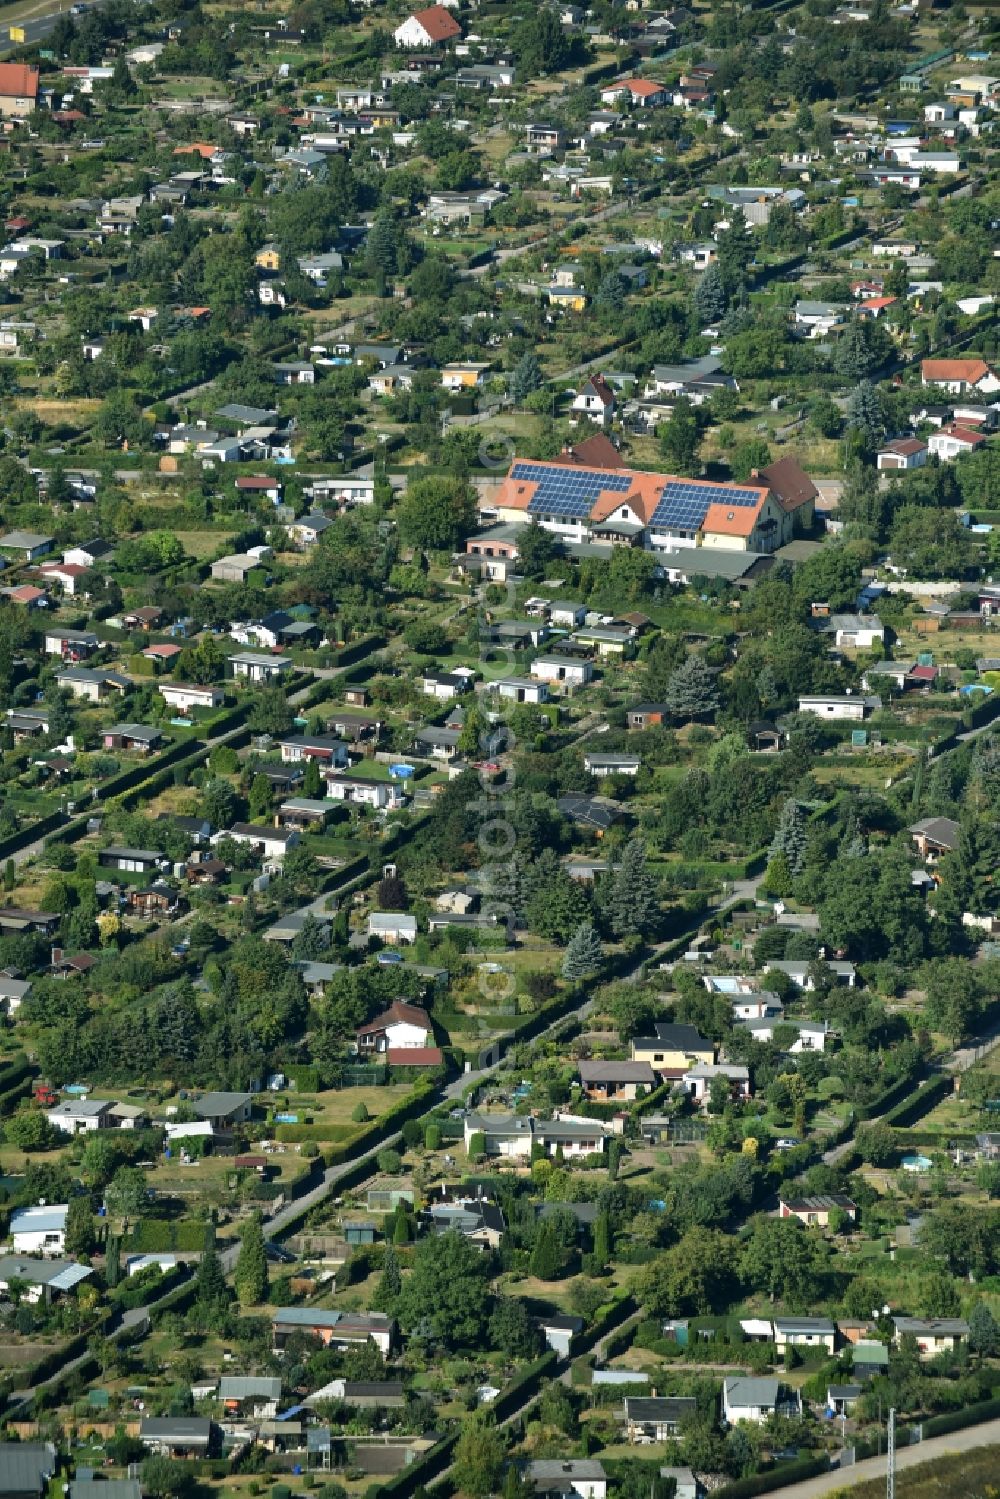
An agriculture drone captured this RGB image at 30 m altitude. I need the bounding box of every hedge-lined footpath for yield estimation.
[714,1457,831,1498]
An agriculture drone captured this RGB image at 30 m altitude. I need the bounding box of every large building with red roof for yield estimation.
[0,63,39,118]
[487,454,811,554]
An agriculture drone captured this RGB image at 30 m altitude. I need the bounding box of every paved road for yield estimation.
[762,1421,1000,1498]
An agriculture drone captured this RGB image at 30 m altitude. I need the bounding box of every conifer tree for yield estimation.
[695,261,728,324]
[770,798,807,875]
[373,1244,402,1312]
[602,838,658,938]
[562,922,603,980]
[664,654,719,722]
[234,1212,268,1306]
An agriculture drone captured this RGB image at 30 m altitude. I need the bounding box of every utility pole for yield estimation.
[887,1406,896,1499]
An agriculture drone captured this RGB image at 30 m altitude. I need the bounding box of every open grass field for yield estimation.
[175,529,238,559]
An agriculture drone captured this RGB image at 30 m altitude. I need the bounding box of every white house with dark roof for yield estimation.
[571,374,616,429]
[527,1461,607,1499]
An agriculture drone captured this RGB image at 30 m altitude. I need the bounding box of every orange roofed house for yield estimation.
[393,5,463,47]
[921,358,1000,396]
[0,64,39,118]
[490,454,812,555]
[173,143,220,161]
[600,78,669,107]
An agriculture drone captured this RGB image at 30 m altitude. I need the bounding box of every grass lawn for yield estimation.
[175,529,238,559]
[286,1082,417,1128]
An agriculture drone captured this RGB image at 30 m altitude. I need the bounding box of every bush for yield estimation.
[378,1148,402,1174]
[352,1103,370,1123]
[425,1123,441,1150]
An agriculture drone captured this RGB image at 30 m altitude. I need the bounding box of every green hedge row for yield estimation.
[371,1433,459,1499]
[714,1457,830,1497]
[856,1067,925,1123]
[490,1349,560,1422]
[881,1074,950,1129]
[570,1297,636,1359]
[922,1394,1000,1438]
[0,1055,32,1092]
[274,1121,356,1143]
[895,1129,977,1148]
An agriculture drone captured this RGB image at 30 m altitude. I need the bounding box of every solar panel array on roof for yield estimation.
[512,461,632,520]
[651,481,761,532]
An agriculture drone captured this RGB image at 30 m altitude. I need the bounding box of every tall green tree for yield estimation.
[636,1228,736,1316]
[769,799,807,875]
[65,1195,96,1256]
[658,396,700,474]
[739,1216,818,1307]
[105,1233,121,1288]
[600,839,659,938]
[562,922,603,981]
[694,261,728,324]
[196,1223,229,1311]
[663,654,720,722]
[525,850,590,943]
[511,351,544,404]
[234,1212,269,1306]
[511,10,570,75]
[373,1243,402,1312]
[452,1419,505,1499]
[845,379,884,453]
[716,209,754,293]
[396,1230,490,1347]
[398,476,477,551]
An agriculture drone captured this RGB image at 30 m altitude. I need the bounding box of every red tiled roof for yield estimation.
[607,77,665,98]
[562,433,625,470]
[922,358,992,384]
[756,455,819,514]
[0,64,39,101]
[386,1046,444,1066]
[702,501,761,538]
[937,424,986,446]
[236,476,281,489]
[881,438,926,457]
[908,664,938,681]
[409,5,462,42]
